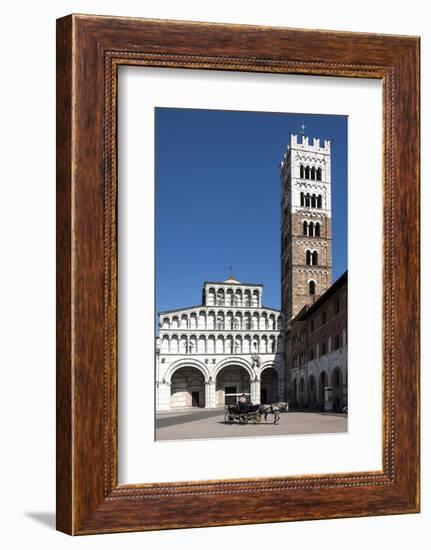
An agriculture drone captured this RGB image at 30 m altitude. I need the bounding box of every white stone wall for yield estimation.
[156,280,285,411]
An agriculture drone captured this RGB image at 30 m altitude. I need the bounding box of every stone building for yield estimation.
[156,277,284,411]
[290,271,347,411]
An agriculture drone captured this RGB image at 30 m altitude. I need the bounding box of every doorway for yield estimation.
[191,391,201,407]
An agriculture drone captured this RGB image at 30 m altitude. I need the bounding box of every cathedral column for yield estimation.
[205,379,216,408]
[251,378,261,404]
[157,381,171,411]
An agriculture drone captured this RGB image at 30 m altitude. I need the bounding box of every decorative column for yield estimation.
[205,379,217,408]
[251,378,261,404]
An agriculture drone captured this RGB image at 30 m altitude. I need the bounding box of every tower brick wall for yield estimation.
[280,132,334,402]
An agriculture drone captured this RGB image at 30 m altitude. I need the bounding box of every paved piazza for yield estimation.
[155,408,347,441]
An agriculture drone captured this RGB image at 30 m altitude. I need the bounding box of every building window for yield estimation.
[308,221,314,236]
[306,250,312,265]
[317,195,323,209]
[315,222,320,237]
[309,280,316,295]
[311,194,316,208]
[300,192,305,206]
[334,335,341,350]
[303,220,308,236]
[305,166,310,179]
[317,167,322,181]
[320,341,327,356]
[312,251,318,265]
[309,348,315,360]
[300,164,305,178]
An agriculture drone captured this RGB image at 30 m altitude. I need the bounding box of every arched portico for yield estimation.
[165,358,210,384]
[260,367,278,404]
[215,363,252,406]
[260,361,284,403]
[213,356,253,380]
[171,366,205,409]
[159,359,213,411]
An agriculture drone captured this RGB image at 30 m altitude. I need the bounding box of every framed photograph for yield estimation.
[56,14,420,534]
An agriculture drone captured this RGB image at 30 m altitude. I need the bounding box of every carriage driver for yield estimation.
[238,393,248,413]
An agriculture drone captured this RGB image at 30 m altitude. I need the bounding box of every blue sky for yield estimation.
[155,108,347,314]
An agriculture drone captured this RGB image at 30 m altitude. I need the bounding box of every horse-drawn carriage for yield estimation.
[224,402,282,425]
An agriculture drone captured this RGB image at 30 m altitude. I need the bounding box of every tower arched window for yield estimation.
[311,167,316,180]
[312,251,318,265]
[315,222,320,237]
[300,192,304,206]
[303,221,308,236]
[305,166,310,179]
[306,250,312,265]
[308,221,314,237]
[300,165,305,178]
[311,194,316,208]
[317,195,323,209]
[309,280,316,295]
[317,167,322,181]
[305,193,310,207]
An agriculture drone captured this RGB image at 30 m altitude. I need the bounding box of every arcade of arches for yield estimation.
[158,363,281,410]
[292,367,345,411]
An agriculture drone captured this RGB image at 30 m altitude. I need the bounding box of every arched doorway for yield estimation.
[318,371,328,410]
[170,367,205,409]
[260,368,278,404]
[331,368,343,411]
[216,365,251,406]
[307,375,317,408]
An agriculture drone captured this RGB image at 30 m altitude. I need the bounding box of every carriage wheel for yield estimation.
[252,414,262,424]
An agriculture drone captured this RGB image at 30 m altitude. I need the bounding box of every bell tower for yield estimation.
[280,131,333,322]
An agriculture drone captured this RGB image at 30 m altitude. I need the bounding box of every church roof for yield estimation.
[223,276,241,284]
[203,279,263,287]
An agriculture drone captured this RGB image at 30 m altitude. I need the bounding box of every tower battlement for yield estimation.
[289,133,331,152]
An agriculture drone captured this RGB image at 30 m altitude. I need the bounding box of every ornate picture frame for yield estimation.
[56,14,420,534]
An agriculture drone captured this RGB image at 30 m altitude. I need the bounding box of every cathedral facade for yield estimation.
[156,277,284,411]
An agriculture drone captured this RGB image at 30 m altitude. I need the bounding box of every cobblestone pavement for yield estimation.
[155,409,347,441]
